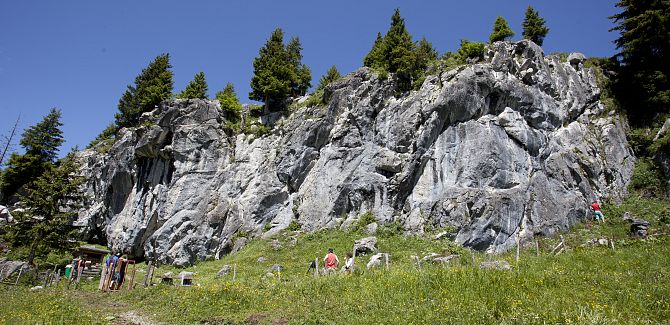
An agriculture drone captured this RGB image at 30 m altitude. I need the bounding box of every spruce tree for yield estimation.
[362,9,436,92]
[384,8,416,80]
[522,6,549,46]
[216,83,242,121]
[316,65,342,92]
[0,108,64,203]
[8,152,85,264]
[177,71,209,99]
[489,16,515,43]
[287,37,312,97]
[115,53,174,128]
[610,0,670,125]
[364,32,386,69]
[250,28,311,112]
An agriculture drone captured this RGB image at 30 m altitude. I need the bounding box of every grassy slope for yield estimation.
[1,196,669,324]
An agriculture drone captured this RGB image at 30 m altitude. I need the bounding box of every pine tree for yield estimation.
[115,54,174,128]
[316,65,342,92]
[384,9,416,79]
[177,71,209,99]
[362,9,436,92]
[216,83,242,121]
[610,0,670,124]
[250,28,311,112]
[0,108,64,203]
[364,32,386,69]
[287,37,312,97]
[489,16,515,43]
[522,6,549,46]
[8,152,85,264]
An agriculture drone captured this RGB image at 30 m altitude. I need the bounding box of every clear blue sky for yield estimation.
[0,1,619,157]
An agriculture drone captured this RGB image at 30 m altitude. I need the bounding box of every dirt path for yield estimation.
[75,291,158,325]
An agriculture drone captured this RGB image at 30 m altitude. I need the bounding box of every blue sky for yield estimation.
[0,1,619,157]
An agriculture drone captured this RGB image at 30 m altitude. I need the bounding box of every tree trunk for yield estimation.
[0,115,19,167]
[27,229,44,265]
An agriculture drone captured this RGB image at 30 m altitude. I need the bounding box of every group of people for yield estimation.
[321,248,354,274]
[101,252,129,290]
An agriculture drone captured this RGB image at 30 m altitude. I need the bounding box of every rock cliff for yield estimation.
[77,40,635,265]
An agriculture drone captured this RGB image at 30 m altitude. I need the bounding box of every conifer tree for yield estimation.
[384,8,416,81]
[364,32,386,69]
[489,16,515,43]
[7,152,85,264]
[0,108,64,203]
[250,28,311,112]
[177,71,209,99]
[362,9,436,92]
[216,83,242,121]
[115,53,174,128]
[522,6,549,46]
[287,37,312,97]
[316,65,342,92]
[610,0,670,124]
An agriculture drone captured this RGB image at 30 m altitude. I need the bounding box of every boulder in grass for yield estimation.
[432,255,460,264]
[257,256,267,263]
[479,260,512,271]
[354,237,377,255]
[268,264,283,273]
[217,265,232,277]
[367,253,388,269]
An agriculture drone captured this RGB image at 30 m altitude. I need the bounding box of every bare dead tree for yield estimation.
[0,115,20,167]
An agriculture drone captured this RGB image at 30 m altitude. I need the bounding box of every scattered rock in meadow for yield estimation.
[479,260,512,271]
[363,222,378,235]
[268,264,283,273]
[270,239,282,250]
[257,256,267,263]
[217,265,232,277]
[432,255,460,264]
[422,253,440,262]
[30,285,43,291]
[354,237,377,255]
[366,253,388,269]
[232,237,248,254]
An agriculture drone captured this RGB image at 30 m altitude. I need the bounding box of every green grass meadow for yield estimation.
[1,196,669,324]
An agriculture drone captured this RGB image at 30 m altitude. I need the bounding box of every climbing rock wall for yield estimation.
[77,40,635,265]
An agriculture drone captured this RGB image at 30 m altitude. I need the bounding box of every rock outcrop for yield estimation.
[77,40,635,265]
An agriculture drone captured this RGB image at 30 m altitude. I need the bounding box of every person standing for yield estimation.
[591,201,605,222]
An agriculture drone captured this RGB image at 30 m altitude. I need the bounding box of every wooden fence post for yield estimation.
[233,264,237,281]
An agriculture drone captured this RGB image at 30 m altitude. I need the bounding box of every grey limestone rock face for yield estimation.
[77,40,634,265]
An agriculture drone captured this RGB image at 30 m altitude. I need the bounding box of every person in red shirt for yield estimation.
[323,248,340,274]
[590,201,605,222]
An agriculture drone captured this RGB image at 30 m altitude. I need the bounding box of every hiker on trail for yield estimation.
[342,252,354,274]
[590,201,605,222]
[110,253,121,290]
[117,255,128,288]
[323,248,339,274]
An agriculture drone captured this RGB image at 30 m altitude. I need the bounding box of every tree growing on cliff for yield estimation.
[522,6,549,46]
[177,71,208,99]
[363,9,437,92]
[287,37,312,97]
[489,16,515,43]
[5,152,84,264]
[1,108,64,203]
[216,83,242,121]
[250,28,311,112]
[316,65,342,92]
[610,0,670,125]
[115,53,174,128]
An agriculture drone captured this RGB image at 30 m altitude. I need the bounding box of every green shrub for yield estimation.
[456,40,486,63]
[287,220,301,232]
[352,211,376,232]
[629,157,667,198]
[627,127,656,156]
